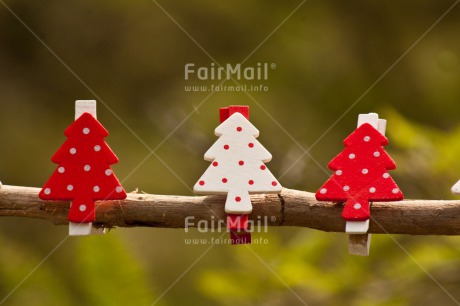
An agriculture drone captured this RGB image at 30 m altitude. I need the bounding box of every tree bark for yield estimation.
[0,184,459,235]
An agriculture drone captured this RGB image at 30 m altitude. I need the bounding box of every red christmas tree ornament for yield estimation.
[316,115,403,222]
[39,100,126,235]
[316,113,403,256]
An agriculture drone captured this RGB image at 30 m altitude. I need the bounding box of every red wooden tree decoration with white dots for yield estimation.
[315,123,403,221]
[39,112,126,224]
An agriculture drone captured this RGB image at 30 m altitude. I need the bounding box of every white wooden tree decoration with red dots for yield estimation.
[39,100,127,236]
[452,180,460,195]
[316,113,403,255]
[194,106,282,244]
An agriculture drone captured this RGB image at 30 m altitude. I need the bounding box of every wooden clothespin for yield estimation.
[39,100,127,236]
[316,113,403,255]
[221,106,252,244]
[194,105,282,244]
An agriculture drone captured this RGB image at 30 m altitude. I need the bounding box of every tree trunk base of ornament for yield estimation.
[69,222,105,236]
[348,234,371,256]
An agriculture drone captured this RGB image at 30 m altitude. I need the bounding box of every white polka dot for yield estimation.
[336,170,343,176]
[58,167,65,173]
[392,188,399,194]
[364,136,371,142]
[70,148,77,154]
[383,173,390,179]
[105,169,112,176]
[369,187,376,193]
[79,204,86,212]
[93,186,100,192]
[343,185,350,191]
[84,165,91,172]
[44,188,51,195]
[374,151,380,157]
[349,153,355,159]
[94,145,101,152]
[354,203,361,210]
[320,188,327,194]
[116,186,123,193]
[83,127,90,135]
[362,169,369,174]
[67,185,73,191]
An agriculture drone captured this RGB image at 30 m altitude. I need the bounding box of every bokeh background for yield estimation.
[1,1,460,305]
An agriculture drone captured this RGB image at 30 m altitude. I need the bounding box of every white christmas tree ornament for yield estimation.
[194,112,282,214]
[452,180,460,195]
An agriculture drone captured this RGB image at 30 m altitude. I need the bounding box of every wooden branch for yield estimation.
[1,184,459,235]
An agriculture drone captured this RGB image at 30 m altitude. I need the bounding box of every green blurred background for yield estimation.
[1,1,460,305]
